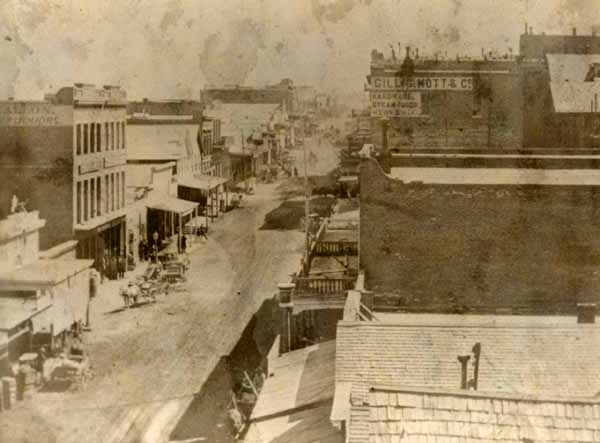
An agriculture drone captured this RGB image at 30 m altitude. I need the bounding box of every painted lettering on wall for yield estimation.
[0,103,69,126]
[371,91,422,117]
[370,76,473,91]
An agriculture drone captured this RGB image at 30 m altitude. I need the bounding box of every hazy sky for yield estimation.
[1,0,600,101]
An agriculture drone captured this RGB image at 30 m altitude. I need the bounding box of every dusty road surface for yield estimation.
[1,182,304,443]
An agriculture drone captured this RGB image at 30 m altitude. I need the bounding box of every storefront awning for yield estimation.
[146,193,197,215]
[0,259,94,291]
[179,175,228,191]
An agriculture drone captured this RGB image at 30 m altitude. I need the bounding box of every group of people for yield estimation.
[100,253,127,281]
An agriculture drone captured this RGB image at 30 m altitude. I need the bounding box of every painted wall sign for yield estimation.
[0,103,71,126]
[370,76,473,91]
[371,91,422,117]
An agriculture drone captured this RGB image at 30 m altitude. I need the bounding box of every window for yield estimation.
[83,124,89,154]
[76,124,82,155]
[96,123,101,152]
[96,177,101,216]
[90,123,95,153]
[111,122,115,150]
[76,181,82,224]
[104,123,109,151]
[83,180,89,222]
[105,175,109,214]
[121,171,125,208]
[90,178,95,218]
[111,173,115,211]
[115,172,120,210]
[116,122,120,151]
[121,122,126,149]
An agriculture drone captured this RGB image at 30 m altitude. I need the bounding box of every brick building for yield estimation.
[0,84,128,268]
[359,158,600,313]
[367,47,523,151]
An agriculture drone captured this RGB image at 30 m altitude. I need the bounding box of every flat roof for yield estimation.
[389,167,600,185]
[0,259,93,289]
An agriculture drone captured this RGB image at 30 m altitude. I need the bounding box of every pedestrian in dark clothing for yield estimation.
[117,255,126,279]
[89,271,98,299]
[138,241,145,262]
[110,256,117,280]
[181,234,187,253]
[198,225,208,240]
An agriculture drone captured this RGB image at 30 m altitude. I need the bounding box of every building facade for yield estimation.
[368,47,523,151]
[0,84,128,269]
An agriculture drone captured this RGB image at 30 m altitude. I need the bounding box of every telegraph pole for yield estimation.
[302,126,310,266]
[242,129,248,193]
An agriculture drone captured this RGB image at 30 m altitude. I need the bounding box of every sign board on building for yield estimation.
[78,159,104,175]
[371,91,422,118]
[0,103,72,126]
[369,76,473,91]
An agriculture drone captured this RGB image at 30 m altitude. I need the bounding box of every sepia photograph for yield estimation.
[1,0,600,442]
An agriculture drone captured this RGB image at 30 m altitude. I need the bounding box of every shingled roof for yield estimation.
[335,317,600,401]
[348,385,600,443]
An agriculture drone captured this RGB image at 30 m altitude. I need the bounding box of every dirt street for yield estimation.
[1,182,304,443]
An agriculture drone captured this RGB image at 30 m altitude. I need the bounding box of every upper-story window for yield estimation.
[111,122,115,150]
[104,123,109,151]
[121,122,126,149]
[76,124,82,155]
[116,122,120,150]
[90,123,95,153]
[96,123,102,152]
[83,124,89,154]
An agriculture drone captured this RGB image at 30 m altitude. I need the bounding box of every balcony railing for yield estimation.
[314,240,358,256]
[294,277,355,296]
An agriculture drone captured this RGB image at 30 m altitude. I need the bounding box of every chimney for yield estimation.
[573,27,577,36]
[457,355,471,389]
[524,22,528,35]
[577,303,596,323]
[405,45,411,59]
[529,26,533,35]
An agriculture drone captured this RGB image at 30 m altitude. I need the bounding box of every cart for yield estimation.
[45,354,92,391]
[162,262,187,283]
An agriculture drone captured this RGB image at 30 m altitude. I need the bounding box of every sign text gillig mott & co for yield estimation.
[370,76,474,91]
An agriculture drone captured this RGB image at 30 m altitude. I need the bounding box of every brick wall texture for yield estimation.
[0,125,74,250]
[360,159,600,313]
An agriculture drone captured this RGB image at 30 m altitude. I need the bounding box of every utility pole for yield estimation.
[302,126,310,267]
[242,129,248,194]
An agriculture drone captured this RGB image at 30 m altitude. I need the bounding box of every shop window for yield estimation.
[76,124,82,155]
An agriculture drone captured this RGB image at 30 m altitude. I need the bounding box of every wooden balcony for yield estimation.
[294,276,355,296]
[314,240,357,256]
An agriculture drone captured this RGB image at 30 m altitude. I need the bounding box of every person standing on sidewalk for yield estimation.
[181,234,187,253]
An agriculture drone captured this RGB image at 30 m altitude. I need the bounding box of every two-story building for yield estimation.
[0,209,92,375]
[0,84,128,270]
